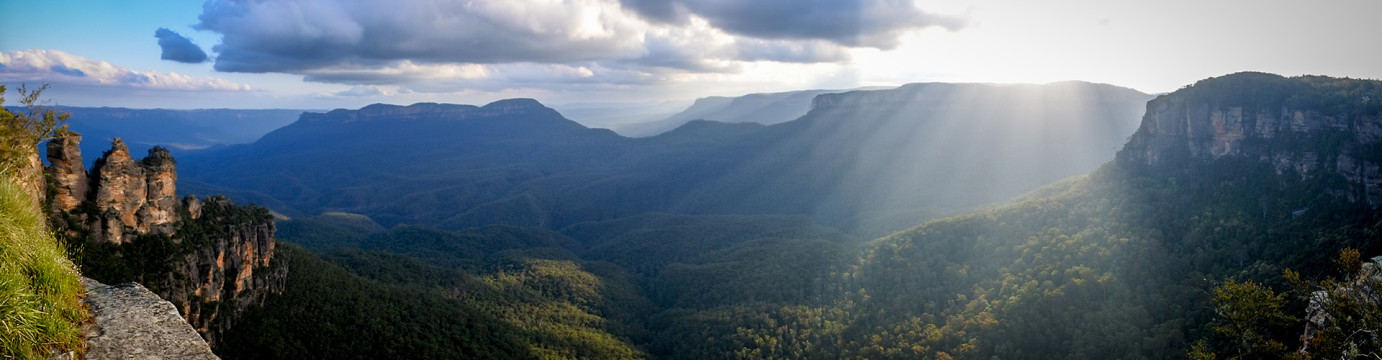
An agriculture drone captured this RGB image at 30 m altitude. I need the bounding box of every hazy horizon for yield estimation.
[3,0,1379,110]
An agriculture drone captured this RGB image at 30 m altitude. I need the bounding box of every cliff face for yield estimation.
[47,136,286,348]
[138,146,179,234]
[1118,72,1382,206]
[162,195,286,346]
[46,134,86,213]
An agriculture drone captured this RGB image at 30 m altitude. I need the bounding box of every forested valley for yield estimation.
[64,73,1382,359]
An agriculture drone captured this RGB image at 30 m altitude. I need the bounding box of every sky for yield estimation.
[2,0,1380,113]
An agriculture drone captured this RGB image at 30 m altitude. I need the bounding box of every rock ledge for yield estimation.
[80,277,219,360]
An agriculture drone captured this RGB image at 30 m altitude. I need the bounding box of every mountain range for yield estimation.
[177,81,1151,235]
[615,88,854,137]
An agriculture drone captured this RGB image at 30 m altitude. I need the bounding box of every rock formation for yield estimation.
[138,146,178,234]
[90,138,168,243]
[1119,72,1382,206]
[80,277,220,360]
[46,133,86,213]
[46,136,286,349]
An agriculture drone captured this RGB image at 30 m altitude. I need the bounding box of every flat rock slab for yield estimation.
[81,277,219,360]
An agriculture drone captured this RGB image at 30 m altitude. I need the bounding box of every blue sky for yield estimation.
[3,0,1381,111]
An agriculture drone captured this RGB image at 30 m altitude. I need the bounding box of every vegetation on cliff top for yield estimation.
[0,177,86,359]
[0,84,86,360]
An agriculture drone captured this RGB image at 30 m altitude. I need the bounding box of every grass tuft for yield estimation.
[0,175,86,359]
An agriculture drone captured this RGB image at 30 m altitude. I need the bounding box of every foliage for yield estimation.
[217,244,538,360]
[1195,249,1382,359]
[0,175,86,359]
[221,222,656,359]
[274,212,383,251]
[0,84,69,174]
[1208,280,1294,359]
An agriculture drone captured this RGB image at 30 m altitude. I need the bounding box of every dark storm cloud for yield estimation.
[620,0,966,49]
[154,28,210,63]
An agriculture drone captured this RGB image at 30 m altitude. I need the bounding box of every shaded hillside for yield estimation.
[179,82,1151,235]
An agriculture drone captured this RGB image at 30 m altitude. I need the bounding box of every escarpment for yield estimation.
[46,136,286,348]
[1118,72,1382,206]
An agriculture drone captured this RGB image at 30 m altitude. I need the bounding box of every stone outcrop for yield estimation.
[46,136,286,349]
[88,138,182,243]
[1119,72,1382,206]
[46,134,87,213]
[184,194,203,220]
[80,277,220,360]
[138,146,178,235]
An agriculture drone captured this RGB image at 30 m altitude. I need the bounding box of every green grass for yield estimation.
[0,175,86,359]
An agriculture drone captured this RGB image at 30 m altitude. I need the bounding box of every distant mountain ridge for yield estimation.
[15,106,304,166]
[179,81,1151,235]
[618,88,854,137]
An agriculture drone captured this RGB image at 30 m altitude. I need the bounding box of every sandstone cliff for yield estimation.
[160,195,285,347]
[46,133,86,213]
[46,136,286,349]
[1118,72,1382,206]
[86,138,182,243]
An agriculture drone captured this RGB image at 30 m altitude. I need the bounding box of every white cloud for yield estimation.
[0,49,251,91]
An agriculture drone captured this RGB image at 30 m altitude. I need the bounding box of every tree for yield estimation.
[0,83,70,174]
[1287,249,1382,359]
[1210,279,1295,359]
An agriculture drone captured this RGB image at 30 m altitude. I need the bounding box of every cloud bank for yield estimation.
[0,49,250,91]
[619,0,966,49]
[190,0,963,90]
[155,28,210,63]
